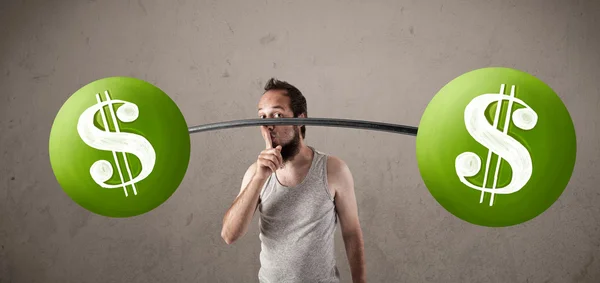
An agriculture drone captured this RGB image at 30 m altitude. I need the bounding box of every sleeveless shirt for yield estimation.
[257,146,340,283]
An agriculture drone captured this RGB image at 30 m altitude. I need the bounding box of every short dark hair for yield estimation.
[263,78,307,138]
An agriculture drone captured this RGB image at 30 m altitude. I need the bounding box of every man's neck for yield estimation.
[283,143,313,170]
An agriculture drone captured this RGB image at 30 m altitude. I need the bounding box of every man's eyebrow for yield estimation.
[258,106,285,111]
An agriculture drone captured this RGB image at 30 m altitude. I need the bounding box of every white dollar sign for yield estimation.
[455,84,538,206]
[77,90,156,197]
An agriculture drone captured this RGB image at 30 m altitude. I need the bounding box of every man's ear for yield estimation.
[296,112,307,128]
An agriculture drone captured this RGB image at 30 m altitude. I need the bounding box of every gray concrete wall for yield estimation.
[1,0,599,282]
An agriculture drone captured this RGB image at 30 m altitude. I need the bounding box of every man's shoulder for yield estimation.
[323,153,353,198]
[323,153,352,178]
[312,147,343,164]
[325,154,346,168]
[309,146,347,170]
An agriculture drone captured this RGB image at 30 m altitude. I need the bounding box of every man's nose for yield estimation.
[264,121,275,130]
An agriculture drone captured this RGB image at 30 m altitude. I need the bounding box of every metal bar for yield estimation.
[188,118,418,136]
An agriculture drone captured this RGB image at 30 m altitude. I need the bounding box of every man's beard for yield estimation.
[277,127,301,162]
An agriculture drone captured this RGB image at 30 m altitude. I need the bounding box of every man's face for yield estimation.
[258,90,303,162]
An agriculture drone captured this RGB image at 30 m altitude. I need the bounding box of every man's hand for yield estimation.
[255,126,283,179]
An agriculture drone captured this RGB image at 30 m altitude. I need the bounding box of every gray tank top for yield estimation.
[257,146,340,283]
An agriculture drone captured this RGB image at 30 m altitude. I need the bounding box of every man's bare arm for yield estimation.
[222,126,283,245]
[328,156,367,283]
[221,162,266,245]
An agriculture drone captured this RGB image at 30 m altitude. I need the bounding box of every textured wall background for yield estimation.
[1,0,599,282]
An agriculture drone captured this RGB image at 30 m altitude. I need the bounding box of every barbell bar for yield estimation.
[187,118,418,136]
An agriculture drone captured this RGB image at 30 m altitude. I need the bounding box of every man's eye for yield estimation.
[258,114,282,118]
